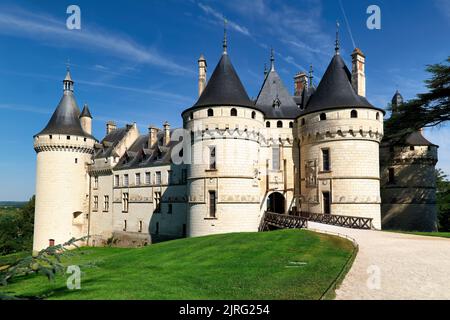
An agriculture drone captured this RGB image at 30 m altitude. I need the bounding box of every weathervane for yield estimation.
[335,21,340,54]
[223,16,228,54]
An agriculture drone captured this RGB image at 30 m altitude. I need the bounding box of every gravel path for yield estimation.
[308,222,450,300]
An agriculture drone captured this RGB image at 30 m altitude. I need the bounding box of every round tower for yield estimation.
[182,33,264,237]
[380,91,439,231]
[33,69,96,251]
[297,45,385,229]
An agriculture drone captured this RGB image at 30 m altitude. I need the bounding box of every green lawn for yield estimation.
[0,229,354,300]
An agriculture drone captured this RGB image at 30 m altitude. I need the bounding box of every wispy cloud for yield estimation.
[197,2,251,36]
[0,6,194,75]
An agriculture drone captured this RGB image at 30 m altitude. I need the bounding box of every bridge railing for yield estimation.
[300,212,373,230]
[259,212,308,231]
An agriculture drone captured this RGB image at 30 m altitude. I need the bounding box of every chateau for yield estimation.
[32,33,438,251]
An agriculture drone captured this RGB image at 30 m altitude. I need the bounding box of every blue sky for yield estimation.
[0,0,449,200]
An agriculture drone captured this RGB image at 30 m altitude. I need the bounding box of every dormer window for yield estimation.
[272,98,281,108]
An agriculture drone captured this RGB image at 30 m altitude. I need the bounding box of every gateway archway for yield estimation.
[267,192,285,214]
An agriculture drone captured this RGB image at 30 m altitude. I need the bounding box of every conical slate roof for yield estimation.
[190,53,253,109]
[255,67,300,119]
[36,92,93,138]
[303,54,383,115]
[80,104,93,118]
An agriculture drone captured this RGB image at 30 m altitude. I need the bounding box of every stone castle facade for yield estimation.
[32,36,438,251]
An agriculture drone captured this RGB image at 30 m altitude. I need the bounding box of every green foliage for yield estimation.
[0,196,35,255]
[436,169,450,231]
[0,237,86,300]
[385,56,450,141]
[0,230,354,300]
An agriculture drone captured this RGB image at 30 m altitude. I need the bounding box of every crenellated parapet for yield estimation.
[34,135,95,154]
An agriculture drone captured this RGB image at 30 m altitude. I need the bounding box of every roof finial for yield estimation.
[223,17,228,54]
[270,47,275,71]
[335,21,340,55]
[309,64,314,87]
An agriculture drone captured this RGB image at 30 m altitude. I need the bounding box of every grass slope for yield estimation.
[1,229,354,300]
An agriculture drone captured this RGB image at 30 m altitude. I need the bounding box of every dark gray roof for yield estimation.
[301,54,384,116]
[255,68,301,119]
[35,92,94,139]
[80,104,92,118]
[184,53,253,114]
[114,130,182,170]
[404,131,437,147]
[94,126,131,159]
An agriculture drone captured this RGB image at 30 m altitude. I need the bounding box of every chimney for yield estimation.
[351,48,366,97]
[106,121,117,134]
[198,54,207,97]
[163,121,171,146]
[148,125,158,147]
[294,72,308,96]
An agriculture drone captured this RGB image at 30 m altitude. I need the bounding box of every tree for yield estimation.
[385,56,450,141]
[0,196,35,255]
[435,169,450,231]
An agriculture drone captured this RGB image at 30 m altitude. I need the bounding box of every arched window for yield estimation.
[251,111,256,119]
[289,121,294,128]
[376,112,380,120]
[266,121,271,128]
[207,108,214,117]
[351,110,358,118]
[277,121,283,128]
[231,108,237,116]
[320,113,326,121]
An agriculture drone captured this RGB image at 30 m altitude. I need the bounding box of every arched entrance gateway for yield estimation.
[267,192,285,214]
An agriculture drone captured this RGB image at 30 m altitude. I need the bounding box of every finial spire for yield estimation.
[223,17,228,54]
[335,21,340,55]
[63,62,74,93]
[270,48,275,71]
[309,64,314,87]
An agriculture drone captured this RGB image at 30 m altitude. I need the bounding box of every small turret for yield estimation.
[198,54,207,97]
[80,104,93,135]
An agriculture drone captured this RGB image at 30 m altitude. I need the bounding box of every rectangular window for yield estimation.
[272,147,280,170]
[388,168,395,184]
[155,171,162,185]
[114,175,119,187]
[123,220,127,232]
[209,146,216,170]
[322,149,330,171]
[135,173,141,186]
[103,195,109,212]
[93,176,99,189]
[145,172,151,185]
[168,170,173,185]
[138,221,143,233]
[181,169,187,184]
[124,174,129,187]
[122,193,129,212]
[168,203,173,214]
[93,196,99,211]
[322,192,331,214]
[154,192,161,213]
[209,191,216,218]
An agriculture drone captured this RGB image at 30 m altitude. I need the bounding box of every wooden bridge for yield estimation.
[259,211,373,231]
